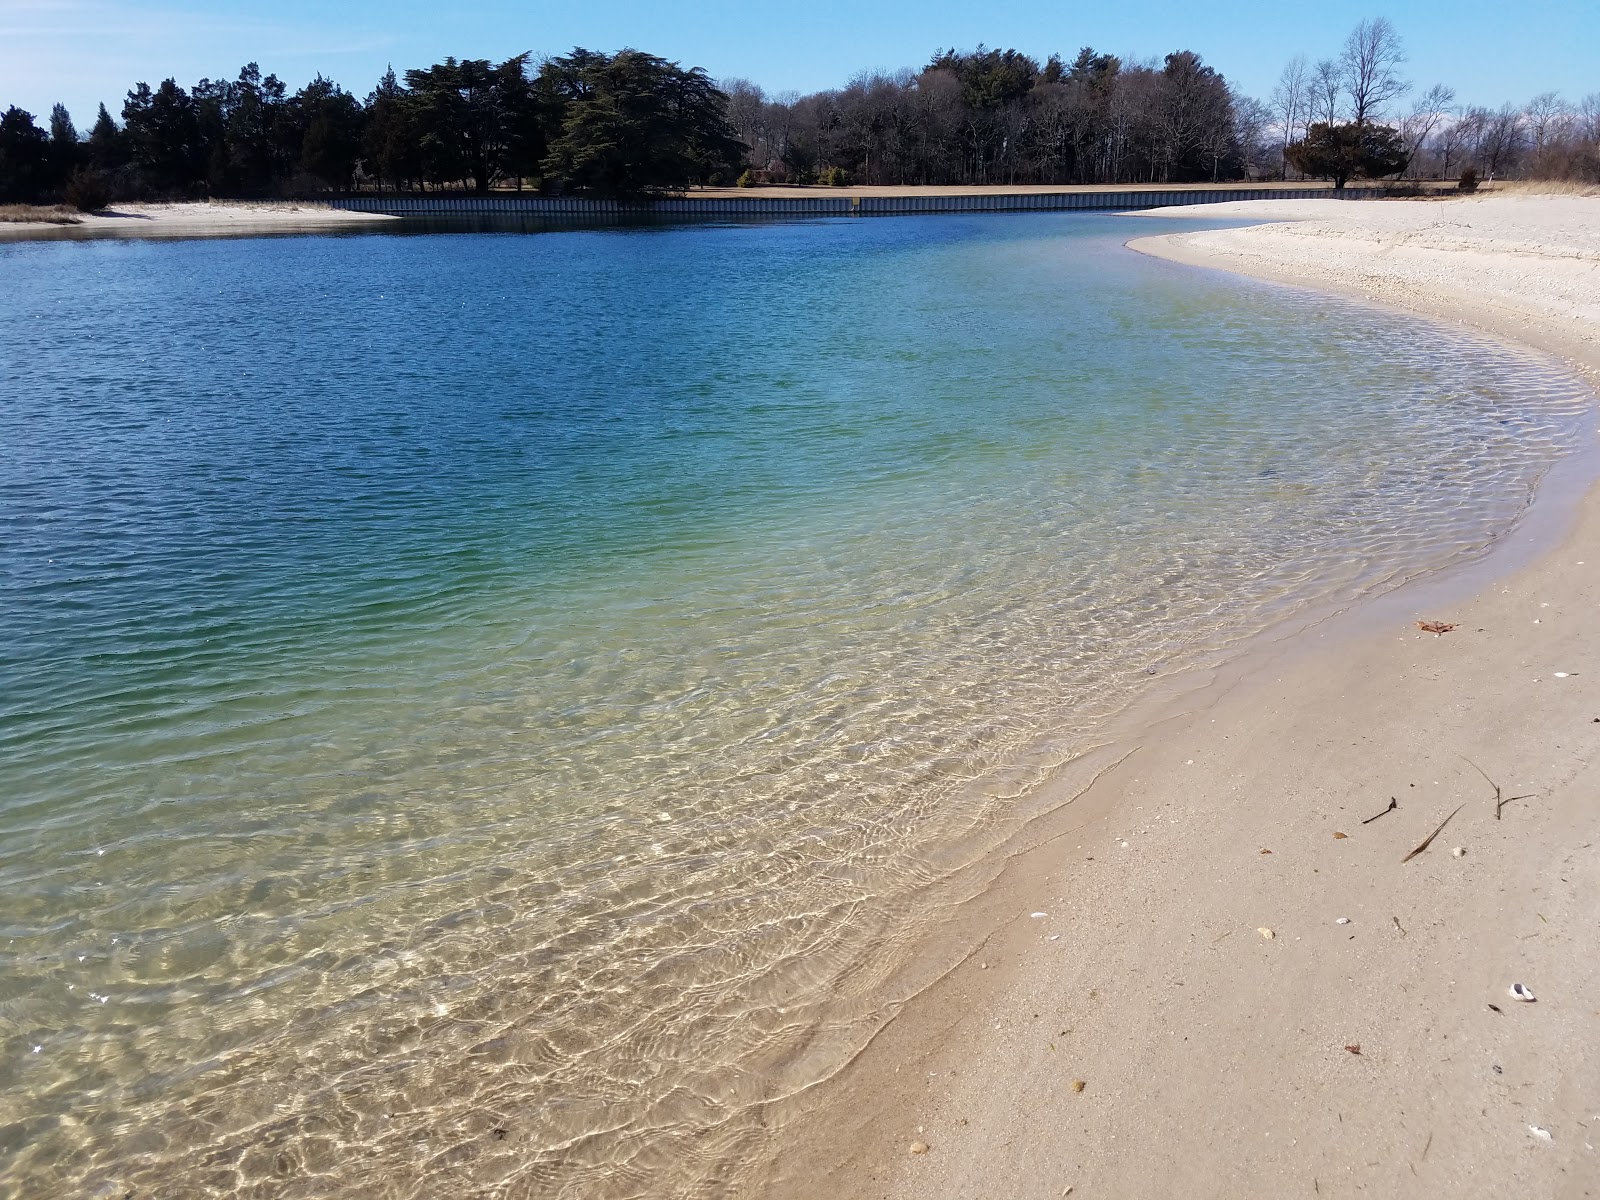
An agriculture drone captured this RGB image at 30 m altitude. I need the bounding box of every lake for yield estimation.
[0,213,1591,1197]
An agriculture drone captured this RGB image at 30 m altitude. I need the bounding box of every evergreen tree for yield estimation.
[495,54,545,188]
[295,76,365,189]
[122,79,204,192]
[541,50,745,197]
[364,67,419,191]
[87,103,128,171]
[223,64,292,195]
[1286,121,1407,188]
[0,106,51,202]
[47,103,79,187]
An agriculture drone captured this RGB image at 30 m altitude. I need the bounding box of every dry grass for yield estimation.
[1481,179,1600,197]
[0,204,83,225]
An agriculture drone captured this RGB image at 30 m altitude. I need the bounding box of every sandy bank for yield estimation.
[773,195,1600,1197]
[0,201,396,242]
[1130,194,1600,382]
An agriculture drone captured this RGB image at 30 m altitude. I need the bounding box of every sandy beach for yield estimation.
[0,200,396,241]
[774,194,1600,1198]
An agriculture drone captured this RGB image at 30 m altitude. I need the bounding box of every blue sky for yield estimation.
[2,0,1595,127]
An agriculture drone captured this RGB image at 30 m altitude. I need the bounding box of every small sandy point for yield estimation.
[769,194,1600,1199]
[0,200,397,242]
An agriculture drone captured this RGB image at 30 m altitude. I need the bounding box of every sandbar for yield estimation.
[0,200,397,242]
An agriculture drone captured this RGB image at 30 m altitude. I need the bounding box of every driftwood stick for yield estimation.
[1402,803,1465,863]
[1362,797,1398,825]
[1459,755,1503,818]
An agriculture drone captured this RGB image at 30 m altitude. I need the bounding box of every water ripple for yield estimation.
[0,214,1593,1197]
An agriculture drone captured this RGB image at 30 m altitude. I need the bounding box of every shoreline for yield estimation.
[0,185,1405,243]
[0,200,397,242]
[771,194,1600,1197]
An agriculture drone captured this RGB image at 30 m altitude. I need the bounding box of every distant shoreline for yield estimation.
[0,183,1455,243]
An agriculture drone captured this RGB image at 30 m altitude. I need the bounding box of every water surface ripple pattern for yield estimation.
[0,214,1591,1197]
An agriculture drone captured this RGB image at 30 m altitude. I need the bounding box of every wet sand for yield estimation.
[773,194,1600,1198]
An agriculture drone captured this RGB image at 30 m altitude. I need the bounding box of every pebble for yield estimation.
[1258,927,1275,939]
[1336,917,1351,925]
[1529,1125,1553,1142]
[909,1141,929,1155]
[1072,1079,1086,1093]
[1452,846,1466,858]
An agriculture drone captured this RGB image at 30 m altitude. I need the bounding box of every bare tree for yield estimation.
[1459,104,1523,179]
[1581,93,1600,144]
[1232,92,1274,179]
[1398,83,1454,176]
[1311,58,1344,125]
[1433,115,1468,179]
[1340,16,1409,126]
[1269,54,1309,177]
[1524,91,1570,151]
[721,78,768,167]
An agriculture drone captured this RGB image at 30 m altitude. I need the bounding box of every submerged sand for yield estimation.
[0,200,396,241]
[1131,193,1600,379]
[775,195,1600,1197]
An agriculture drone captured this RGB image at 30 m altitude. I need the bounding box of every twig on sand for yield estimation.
[1362,797,1398,825]
[1459,754,1535,820]
[1403,804,1465,863]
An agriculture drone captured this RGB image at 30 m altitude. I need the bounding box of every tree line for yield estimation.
[2,22,1597,208]
[0,49,745,205]
[724,45,1251,186]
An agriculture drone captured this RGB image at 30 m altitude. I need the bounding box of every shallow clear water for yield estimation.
[0,214,1591,1197]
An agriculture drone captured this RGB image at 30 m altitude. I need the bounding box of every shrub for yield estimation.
[1458,167,1479,194]
[64,169,110,212]
[735,169,755,189]
[64,168,112,213]
[821,165,851,187]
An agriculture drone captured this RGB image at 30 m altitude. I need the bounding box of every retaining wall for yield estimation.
[328,186,1402,219]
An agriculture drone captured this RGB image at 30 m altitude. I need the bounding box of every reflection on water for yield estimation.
[0,213,1591,1197]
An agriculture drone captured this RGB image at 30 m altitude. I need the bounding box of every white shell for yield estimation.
[1509,983,1537,1002]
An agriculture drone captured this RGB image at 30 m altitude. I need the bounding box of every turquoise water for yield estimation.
[0,214,1592,1197]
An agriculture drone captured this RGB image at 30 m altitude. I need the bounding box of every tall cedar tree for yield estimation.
[403,56,540,193]
[541,49,745,197]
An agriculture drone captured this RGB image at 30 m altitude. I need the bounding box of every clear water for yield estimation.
[0,214,1591,1198]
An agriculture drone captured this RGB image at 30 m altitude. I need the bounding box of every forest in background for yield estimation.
[0,17,1596,207]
